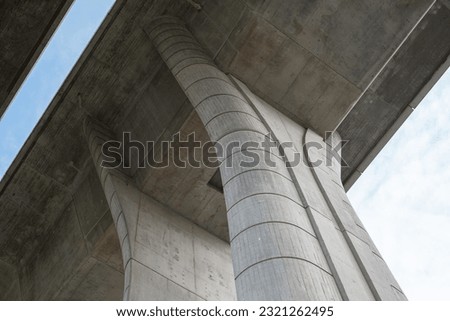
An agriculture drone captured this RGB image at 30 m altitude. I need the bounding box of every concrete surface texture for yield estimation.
[84,118,236,300]
[0,0,448,300]
[148,17,405,300]
[0,0,73,119]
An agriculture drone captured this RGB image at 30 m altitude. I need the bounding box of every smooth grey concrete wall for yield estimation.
[84,118,236,300]
[13,166,124,300]
[148,16,406,301]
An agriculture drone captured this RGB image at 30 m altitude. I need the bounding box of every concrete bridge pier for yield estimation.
[146,16,407,301]
[1,0,447,302]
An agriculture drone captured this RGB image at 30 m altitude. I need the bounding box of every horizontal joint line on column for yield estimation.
[158,33,195,50]
[149,17,182,27]
[188,77,243,96]
[185,76,233,93]
[194,93,248,109]
[228,193,306,221]
[235,256,332,280]
[223,168,293,189]
[164,47,207,64]
[371,250,384,261]
[123,285,130,300]
[220,147,284,165]
[204,110,261,129]
[160,40,200,57]
[343,229,372,248]
[124,257,132,269]
[173,61,217,77]
[171,56,213,73]
[110,197,122,215]
[149,25,187,42]
[216,128,268,143]
[230,221,316,243]
[210,126,267,141]
[113,211,124,231]
[120,231,129,249]
[305,205,335,223]
[227,192,303,213]
[341,198,355,207]
[391,284,405,295]
[153,29,192,47]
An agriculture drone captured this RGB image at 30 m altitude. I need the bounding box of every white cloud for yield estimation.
[348,70,450,300]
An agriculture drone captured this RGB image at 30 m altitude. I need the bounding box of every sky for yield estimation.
[348,69,450,300]
[0,0,449,300]
[0,0,115,176]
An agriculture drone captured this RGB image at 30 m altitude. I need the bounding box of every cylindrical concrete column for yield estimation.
[147,16,341,300]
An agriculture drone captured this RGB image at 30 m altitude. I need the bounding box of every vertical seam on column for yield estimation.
[303,129,381,300]
[229,76,348,301]
[84,119,134,300]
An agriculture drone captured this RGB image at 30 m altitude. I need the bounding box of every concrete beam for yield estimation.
[0,0,74,119]
[340,1,450,188]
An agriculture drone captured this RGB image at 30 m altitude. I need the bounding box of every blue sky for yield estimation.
[0,0,448,300]
[0,0,115,176]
